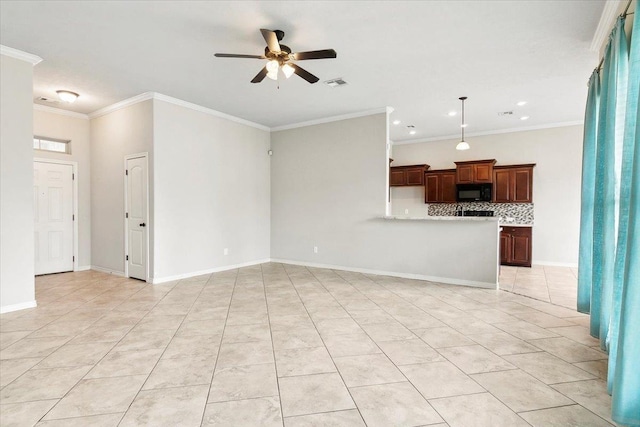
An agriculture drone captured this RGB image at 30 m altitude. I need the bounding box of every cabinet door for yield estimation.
[474,163,493,183]
[425,174,440,203]
[512,168,533,202]
[456,165,474,183]
[406,167,424,185]
[500,232,511,265]
[493,169,511,203]
[511,234,531,266]
[390,168,406,186]
[441,172,457,202]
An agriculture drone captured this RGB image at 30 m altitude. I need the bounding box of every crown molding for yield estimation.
[271,107,390,132]
[591,1,625,52]
[88,92,269,131]
[34,104,89,120]
[393,120,584,145]
[0,45,43,65]
[88,92,155,119]
[152,93,270,131]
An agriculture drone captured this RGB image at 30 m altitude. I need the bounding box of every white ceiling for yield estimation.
[0,1,604,142]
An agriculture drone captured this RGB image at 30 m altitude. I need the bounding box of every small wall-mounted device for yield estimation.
[268,150,273,156]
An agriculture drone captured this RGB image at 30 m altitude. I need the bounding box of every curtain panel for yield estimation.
[578,12,639,426]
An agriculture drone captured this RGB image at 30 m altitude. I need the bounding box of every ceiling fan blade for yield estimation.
[290,64,319,84]
[214,53,265,59]
[291,49,337,61]
[251,66,268,83]
[260,29,281,52]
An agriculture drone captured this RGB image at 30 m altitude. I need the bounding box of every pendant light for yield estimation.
[456,96,470,151]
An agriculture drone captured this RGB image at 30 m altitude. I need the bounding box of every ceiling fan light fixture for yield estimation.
[266,70,278,80]
[56,90,79,103]
[282,63,295,79]
[266,60,279,74]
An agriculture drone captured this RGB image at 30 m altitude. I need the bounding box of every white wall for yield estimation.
[151,99,271,281]
[1,55,36,312]
[33,108,91,268]
[90,100,154,274]
[391,125,584,266]
[270,113,499,286]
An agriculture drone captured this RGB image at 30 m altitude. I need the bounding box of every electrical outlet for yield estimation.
[404,209,409,215]
[223,248,229,255]
[313,246,318,254]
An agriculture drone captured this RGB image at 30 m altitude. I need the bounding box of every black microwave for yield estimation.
[456,183,492,202]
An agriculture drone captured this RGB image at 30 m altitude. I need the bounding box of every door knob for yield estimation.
[139,223,146,227]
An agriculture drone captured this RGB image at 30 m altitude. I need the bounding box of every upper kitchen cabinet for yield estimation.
[454,159,496,184]
[425,169,457,203]
[390,164,429,186]
[493,164,535,203]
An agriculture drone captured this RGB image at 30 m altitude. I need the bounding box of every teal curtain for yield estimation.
[578,12,640,426]
[611,7,640,426]
[577,70,599,314]
[590,17,627,344]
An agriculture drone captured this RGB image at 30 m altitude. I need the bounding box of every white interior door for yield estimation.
[34,162,74,275]
[126,156,148,281]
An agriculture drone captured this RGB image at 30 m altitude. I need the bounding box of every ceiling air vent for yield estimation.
[498,111,513,116]
[36,96,60,104]
[324,78,348,88]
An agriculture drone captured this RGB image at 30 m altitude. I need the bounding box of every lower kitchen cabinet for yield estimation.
[500,226,532,267]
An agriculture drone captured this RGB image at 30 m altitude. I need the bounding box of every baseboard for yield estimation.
[151,258,271,284]
[75,265,91,272]
[90,265,126,277]
[0,300,37,314]
[270,258,498,289]
[532,261,578,268]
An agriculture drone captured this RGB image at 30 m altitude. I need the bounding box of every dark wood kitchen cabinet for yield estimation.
[390,164,429,186]
[494,164,535,203]
[500,226,532,267]
[454,159,496,184]
[424,169,457,203]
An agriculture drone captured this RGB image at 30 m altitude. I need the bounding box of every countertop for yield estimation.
[382,215,499,222]
[383,215,533,226]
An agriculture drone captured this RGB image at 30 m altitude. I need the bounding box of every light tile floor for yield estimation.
[1,263,614,426]
[499,265,578,309]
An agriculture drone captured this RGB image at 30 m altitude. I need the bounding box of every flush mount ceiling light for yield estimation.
[56,90,79,103]
[448,111,457,117]
[392,120,401,125]
[516,101,527,106]
[520,116,530,120]
[456,96,470,151]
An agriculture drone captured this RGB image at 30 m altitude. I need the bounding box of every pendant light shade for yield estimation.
[456,141,470,150]
[456,96,470,151]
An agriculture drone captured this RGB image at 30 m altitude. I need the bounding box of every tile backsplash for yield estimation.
[427,202,534,225]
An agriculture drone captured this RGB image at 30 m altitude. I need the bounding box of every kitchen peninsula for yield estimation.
[378,215,500,288]
[390,158,535,268]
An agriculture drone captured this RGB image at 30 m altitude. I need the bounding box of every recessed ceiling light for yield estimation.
[392,120,401,125]
[448,111,457,117]
[56,90,79,103]
[520,116,530,120]
[460,123,468,128]
[517,101,527,106]
[409,130,417,135]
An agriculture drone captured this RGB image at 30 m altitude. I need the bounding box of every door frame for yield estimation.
[123,152,150,282]
[33,158,79,272]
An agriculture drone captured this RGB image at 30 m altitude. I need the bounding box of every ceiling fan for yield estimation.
[214,29,337,84]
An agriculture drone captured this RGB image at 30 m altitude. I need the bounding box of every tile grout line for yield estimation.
[198,268,239,426]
